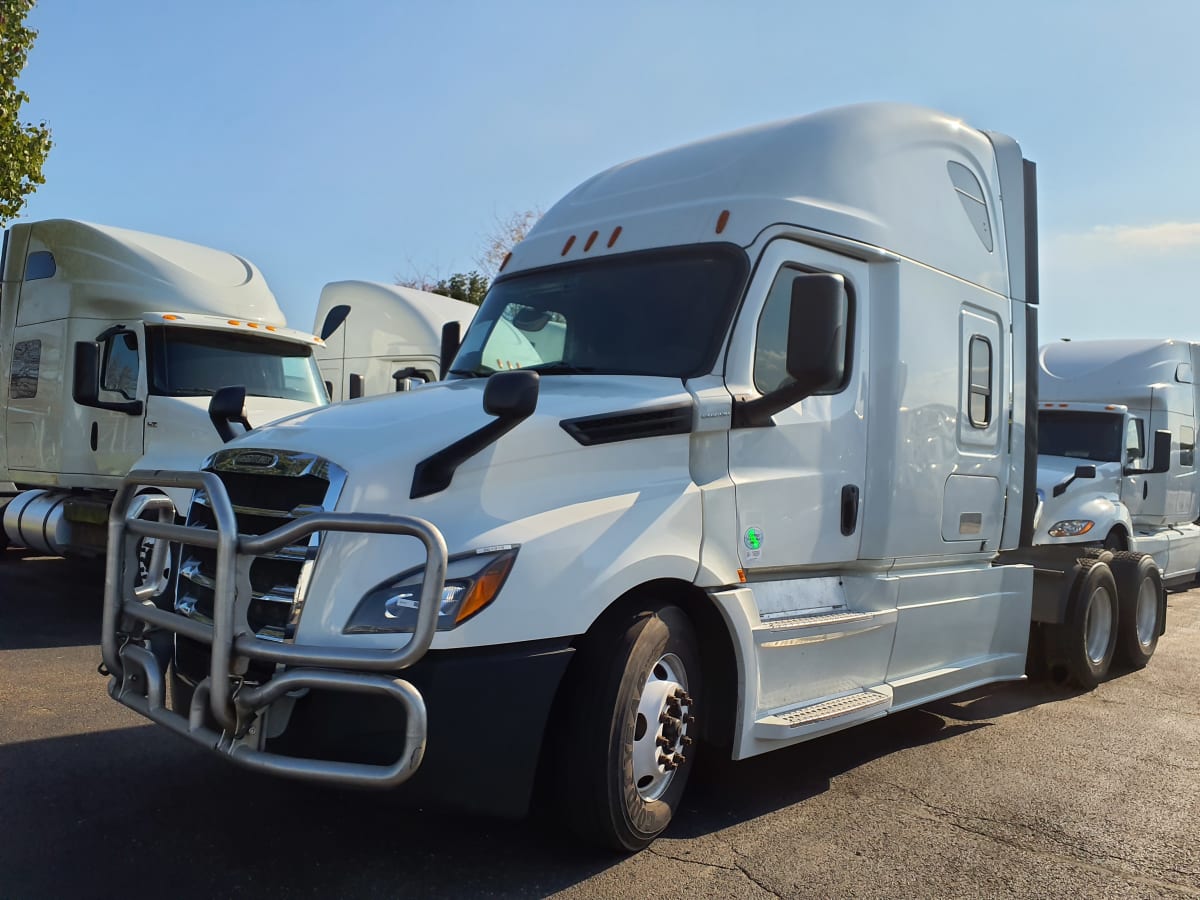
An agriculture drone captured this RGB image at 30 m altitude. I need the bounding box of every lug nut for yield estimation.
[685,715,695,725]
[656,736,673,749]
[681,735,694,746]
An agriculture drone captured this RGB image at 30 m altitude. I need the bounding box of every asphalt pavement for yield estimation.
[1,548,1197,899]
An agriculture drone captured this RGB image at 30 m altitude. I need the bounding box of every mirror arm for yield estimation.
[732,383,813,429]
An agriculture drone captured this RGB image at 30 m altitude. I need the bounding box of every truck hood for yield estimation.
[227,375,694,479]
[1035,455,1122,500]
[218,375,704,649]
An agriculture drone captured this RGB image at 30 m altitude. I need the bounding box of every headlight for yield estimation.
[344,546,518,634]
[1047,520,1095,538]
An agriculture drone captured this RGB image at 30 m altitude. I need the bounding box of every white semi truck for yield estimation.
[0,219,328,573]
[1035,338,1200,586]
[99,105,1166,850]
[313,281,477,401]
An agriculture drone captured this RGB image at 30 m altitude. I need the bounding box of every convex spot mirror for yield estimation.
[484,369,540,420]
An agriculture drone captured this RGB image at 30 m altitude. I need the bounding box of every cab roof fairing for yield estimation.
[502,103,1018,297]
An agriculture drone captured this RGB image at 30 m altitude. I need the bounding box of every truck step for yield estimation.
[754,608,895,648]
[754,688,890,739]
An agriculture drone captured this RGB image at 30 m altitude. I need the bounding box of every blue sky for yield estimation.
[14,0,1200,341]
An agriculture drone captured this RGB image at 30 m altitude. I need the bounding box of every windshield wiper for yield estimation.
[446,368,490,379]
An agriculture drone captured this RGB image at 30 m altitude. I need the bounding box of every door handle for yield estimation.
[841,485,860,536]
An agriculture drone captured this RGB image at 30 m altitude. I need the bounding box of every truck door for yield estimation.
[724,240,869,572]
[1119,416,1149,522]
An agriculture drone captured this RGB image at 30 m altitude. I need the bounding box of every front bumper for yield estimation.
[103,468,450,789]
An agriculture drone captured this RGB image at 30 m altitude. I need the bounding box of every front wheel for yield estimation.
[562,604,701,851]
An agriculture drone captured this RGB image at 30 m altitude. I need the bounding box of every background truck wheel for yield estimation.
[561,603,701,852]
[1052,558,1119,690]
[1108,551,1164,669]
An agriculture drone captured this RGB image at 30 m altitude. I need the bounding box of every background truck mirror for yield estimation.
[1052,464,1097,498]
[1147,430,1172,475]
[72,341,101,406]
[319,303,351,341]
[72,340,142,415]
[208,385,251,443]
[439,321,462,380]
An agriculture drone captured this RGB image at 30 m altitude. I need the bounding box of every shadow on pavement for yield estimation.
[0,550,105,651]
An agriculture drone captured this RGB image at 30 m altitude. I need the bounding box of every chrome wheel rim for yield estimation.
[1135,577,1158,648]
[1084,586,1114,666]
[631,652,692,803]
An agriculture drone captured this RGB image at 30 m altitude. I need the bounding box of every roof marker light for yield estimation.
[499,251,512,272]
[228,320,241,326]
[561,235,576,256]
[266,325,277,331]
[163,314,182,321]
[583,230,598,252]
[247,322,259,328]
[716,210,730,234]
[607,226,622,248]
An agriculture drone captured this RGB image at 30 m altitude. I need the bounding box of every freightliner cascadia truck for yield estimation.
[0,219,328,584]
[1035,338,1200,586]
[98,105,1166,850]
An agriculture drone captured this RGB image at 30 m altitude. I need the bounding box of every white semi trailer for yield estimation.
[1035,338,1200,586]
[99,105,1166,851]
[0,219,328,571]
[313,281,476,400]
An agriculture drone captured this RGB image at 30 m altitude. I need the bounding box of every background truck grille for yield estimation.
[174,449,346,643]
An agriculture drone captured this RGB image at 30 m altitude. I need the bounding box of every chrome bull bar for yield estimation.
[102,468,448,788]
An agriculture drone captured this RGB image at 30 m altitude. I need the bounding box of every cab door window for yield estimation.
[101,331,139,399]
[1125,418,1146,463]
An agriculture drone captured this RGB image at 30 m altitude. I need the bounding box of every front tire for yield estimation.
[562,604,701,852]
[1109,551,1164,668]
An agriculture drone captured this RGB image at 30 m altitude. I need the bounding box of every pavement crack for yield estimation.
[875,779,1200,895]
[646,842,782,898]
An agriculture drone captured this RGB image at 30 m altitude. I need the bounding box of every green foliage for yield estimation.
[431,270,490,306]
[0,0,51,225]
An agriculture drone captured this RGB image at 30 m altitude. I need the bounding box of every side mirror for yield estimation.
[392,366,429,392]
[733,273,847,428]
[409,369,539,499]
[1125,430,1172,476]
[72,341,142,415]
[319,304,351,341]
[484,369,540,420]
[439,321,462,380]
[73,341,101,406]
[1052,464,1097,498]
[208,386,251,443]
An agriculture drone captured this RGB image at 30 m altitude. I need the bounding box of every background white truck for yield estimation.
[0,219,328,569]
[100,105,1166,851]
[1035,338,1200,587]
[314,281,476,400]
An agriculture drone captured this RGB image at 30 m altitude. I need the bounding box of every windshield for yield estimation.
[147,326,327,404]
[449,244,748,380]
[1038,410,1123,462]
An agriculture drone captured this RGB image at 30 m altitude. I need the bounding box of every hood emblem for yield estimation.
[234,451,278,468]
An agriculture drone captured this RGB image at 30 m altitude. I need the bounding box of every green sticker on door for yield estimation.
[743,525,763,560]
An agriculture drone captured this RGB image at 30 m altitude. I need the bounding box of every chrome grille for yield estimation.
[175,449,346,642]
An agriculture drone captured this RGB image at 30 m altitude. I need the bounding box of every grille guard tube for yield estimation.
[102,468,448,788]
